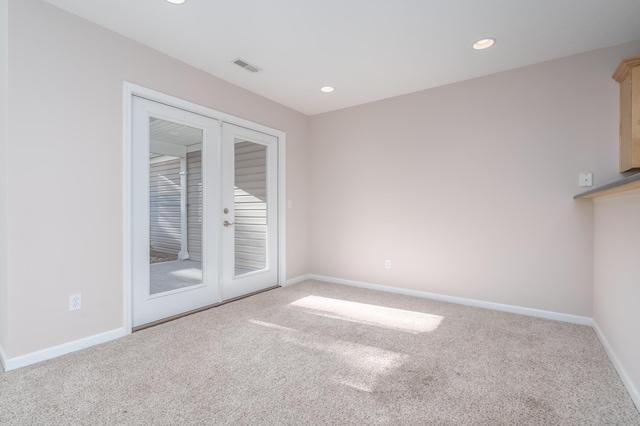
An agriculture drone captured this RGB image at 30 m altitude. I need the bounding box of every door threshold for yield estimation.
[132,285,280,332]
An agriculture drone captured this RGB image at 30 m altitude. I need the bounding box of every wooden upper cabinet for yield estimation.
[613,56,640,172]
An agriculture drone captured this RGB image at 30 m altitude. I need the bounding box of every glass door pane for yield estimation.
[148,118,203,295]
[234,141,268,276]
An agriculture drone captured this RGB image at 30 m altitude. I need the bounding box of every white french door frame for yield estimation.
[122,82,286,332]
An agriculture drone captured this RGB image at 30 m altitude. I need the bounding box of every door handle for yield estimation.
[223,220,235,227]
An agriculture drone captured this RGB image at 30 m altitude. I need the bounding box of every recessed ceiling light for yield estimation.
[473,38,495,50]
[166,0,186,4]
[320,86,335,93]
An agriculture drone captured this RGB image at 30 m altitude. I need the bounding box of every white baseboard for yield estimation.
[592,321,640,411]
[284,274,312,287]
[304,274,593,326]
[295,275,638,410]
[0,276,595,371]
[2,277,636,413]
[1,327,129,372]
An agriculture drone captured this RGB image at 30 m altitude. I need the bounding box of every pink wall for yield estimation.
[593,191,640,408]
[309,41,640,316]
[0,0,8,357]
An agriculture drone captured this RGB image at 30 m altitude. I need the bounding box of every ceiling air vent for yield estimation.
[232,58,262,73]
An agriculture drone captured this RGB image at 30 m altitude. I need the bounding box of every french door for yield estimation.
[131,97,278,327]
[222,124,278,300]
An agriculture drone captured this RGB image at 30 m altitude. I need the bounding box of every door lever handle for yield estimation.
[223,220,235,227]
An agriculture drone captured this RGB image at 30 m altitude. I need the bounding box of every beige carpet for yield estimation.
[0,280,638,425]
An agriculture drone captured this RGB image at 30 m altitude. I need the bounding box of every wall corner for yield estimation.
[0,0,10,356]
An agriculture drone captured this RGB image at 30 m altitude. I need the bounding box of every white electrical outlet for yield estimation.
[385,260,391,269]
[69,294,81,311]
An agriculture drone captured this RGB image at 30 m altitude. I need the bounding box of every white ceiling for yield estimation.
[42,0,640,116]
[150,118,202,147]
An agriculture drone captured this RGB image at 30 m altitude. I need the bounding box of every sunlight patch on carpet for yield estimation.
[289,295,444,334]
[248,318,408,393]
[248,319,298,332]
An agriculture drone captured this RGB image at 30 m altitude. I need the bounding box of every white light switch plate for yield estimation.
[579,173,593,187]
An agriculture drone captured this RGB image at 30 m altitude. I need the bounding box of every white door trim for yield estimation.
[123,82,286,332]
